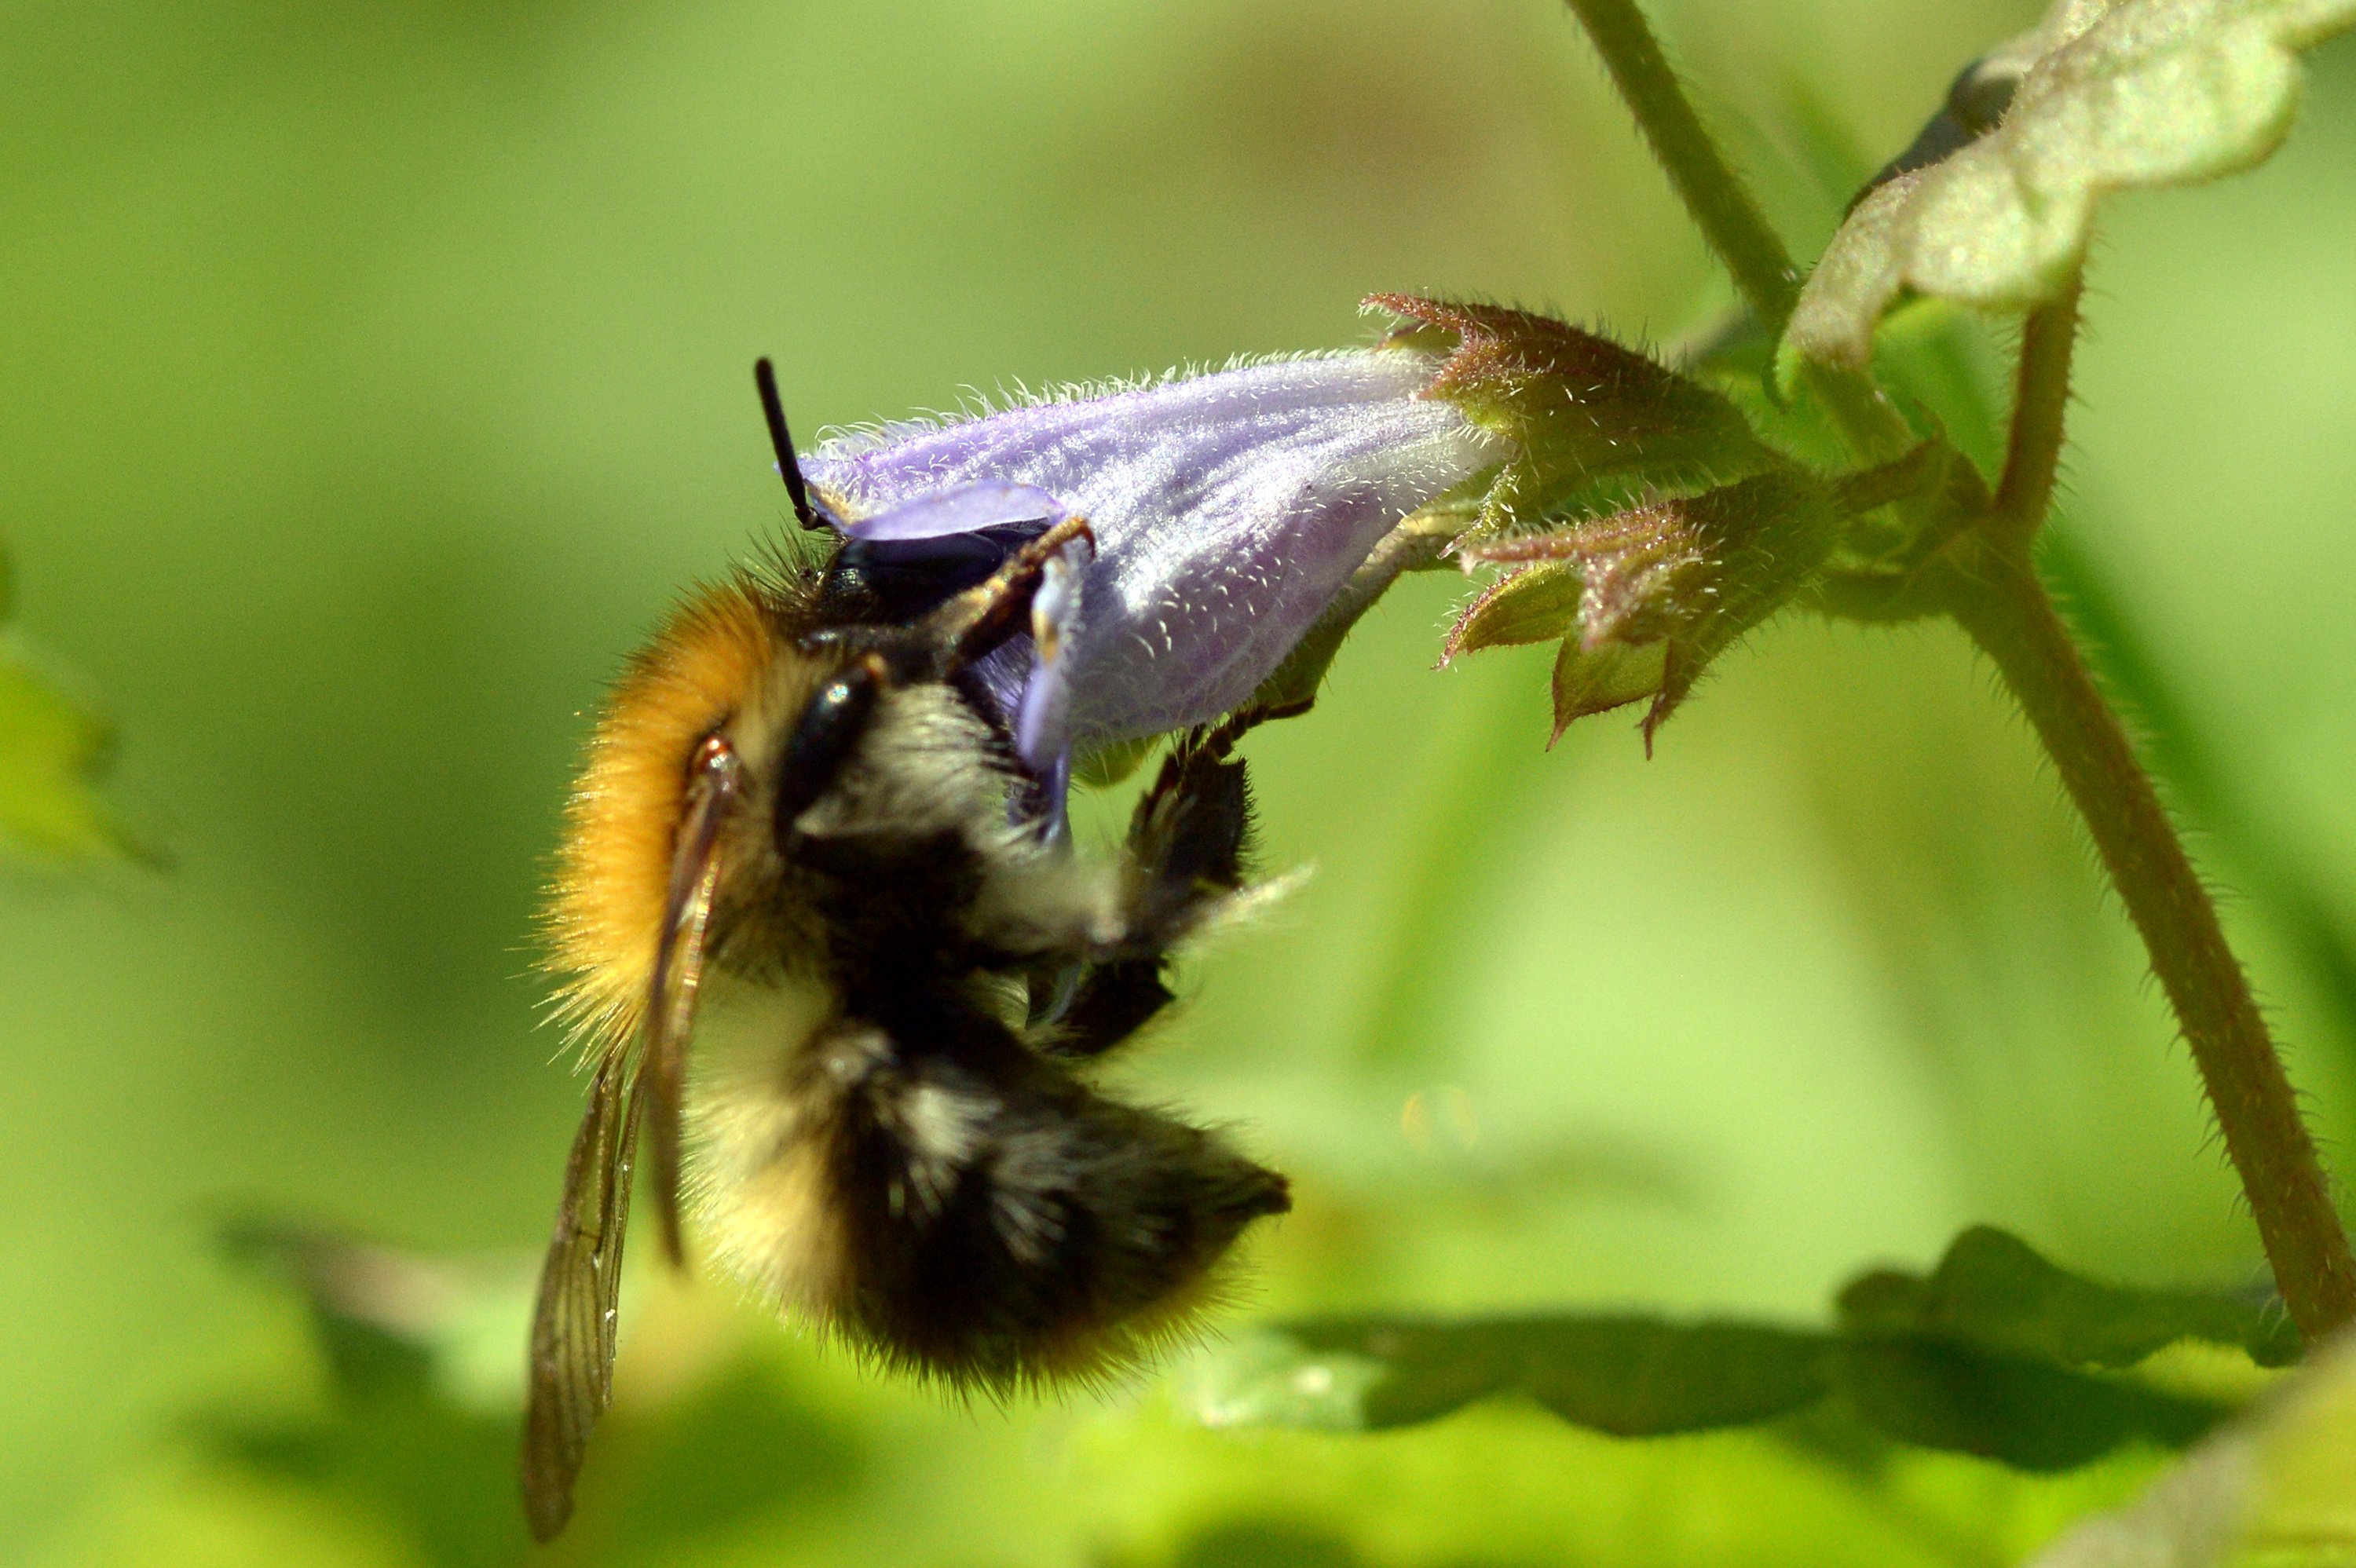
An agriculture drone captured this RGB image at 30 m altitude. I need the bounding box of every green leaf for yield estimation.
[208,1222,549,1566]
[1827,1339,2222,1471]
[1191,1227,2281,1474]
[210,1219,862,1566]
[1840,1224,2303,1371]
[1191,1318,1830,1435]
[0,627,137,861]
[2022,1329,2356,1565]
[1189,1310,2229,1471]
[216,1217,534,1411]
[1784,0,2356,370]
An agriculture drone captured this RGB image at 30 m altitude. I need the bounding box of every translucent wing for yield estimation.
[645,831,722,1268]
[522,732,741,1538]
[519,1047,646,1541]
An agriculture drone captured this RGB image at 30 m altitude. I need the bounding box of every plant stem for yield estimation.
[1828,440,1943,515]
[1944,547,2356,1342]
[1991,276,2083,542]
[1948,272,2355,1342]
[1565,0,2356,1334]
[1562,0,1798,335]
[1561,0,1913,459]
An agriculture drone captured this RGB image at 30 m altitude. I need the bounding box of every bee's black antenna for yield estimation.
[754,357,826,532]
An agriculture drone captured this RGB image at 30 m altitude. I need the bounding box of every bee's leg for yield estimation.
[1122,720,1256,926]
[920,515,1096,674]
[1032,958,1173,1060]
[1033,720,1264,1059]
[1004,538,1087,834]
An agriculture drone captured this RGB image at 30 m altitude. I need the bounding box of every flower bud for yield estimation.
[1453,471,1840,748]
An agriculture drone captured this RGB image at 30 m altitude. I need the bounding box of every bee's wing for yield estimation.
[643,746,738,1270]
[520,1047,646,1542]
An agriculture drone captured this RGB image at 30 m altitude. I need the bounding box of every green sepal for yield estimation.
[1366,294,1778,533]
[1453,470,1843,747]
[1549,640,1673,744]
[1439,562,1585,661]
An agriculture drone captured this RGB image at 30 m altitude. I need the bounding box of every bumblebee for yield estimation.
[520,364,1297,1539]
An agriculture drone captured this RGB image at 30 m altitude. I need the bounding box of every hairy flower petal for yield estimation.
[840,479,1066,542]
[802,351,1506,757]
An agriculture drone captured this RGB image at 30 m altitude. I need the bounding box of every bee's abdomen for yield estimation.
[828,1038,1288,1386]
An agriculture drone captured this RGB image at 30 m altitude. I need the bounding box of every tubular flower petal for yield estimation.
[799,350,1509,769]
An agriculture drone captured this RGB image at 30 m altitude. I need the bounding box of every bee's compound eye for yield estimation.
[774,660,882,839]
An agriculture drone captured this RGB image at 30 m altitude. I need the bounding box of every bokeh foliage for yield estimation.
[5,0,2354,1564]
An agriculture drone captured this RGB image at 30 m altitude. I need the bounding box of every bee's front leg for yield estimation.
[924,514,1096,674]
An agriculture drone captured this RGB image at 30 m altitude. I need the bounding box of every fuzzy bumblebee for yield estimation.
[521,349,1503,1538]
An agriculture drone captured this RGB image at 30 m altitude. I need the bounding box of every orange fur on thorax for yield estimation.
[543,583,777,1058]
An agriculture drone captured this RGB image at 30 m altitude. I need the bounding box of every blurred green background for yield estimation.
[4,0,2354,1563]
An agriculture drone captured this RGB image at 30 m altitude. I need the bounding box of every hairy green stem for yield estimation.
[1948,278,2355,1341]
[1564,0,2354,1332]
[1992,276,2084,542]
[1560,0,1911,458]
[1561,0,1798,334]
[1828,441,1944,515]
[1945,547,2356,1342]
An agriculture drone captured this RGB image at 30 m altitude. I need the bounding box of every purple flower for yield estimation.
[798,349,1506,791]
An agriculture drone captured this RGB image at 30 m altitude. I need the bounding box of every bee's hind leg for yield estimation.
[1031,958,1173,1060]
[1122,718,1257,927]
[1033,716,1277,1058]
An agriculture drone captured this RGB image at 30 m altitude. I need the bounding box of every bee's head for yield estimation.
[543,576,899,1053]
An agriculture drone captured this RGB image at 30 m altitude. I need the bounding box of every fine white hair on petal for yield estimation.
[802,349,1507,751]
[814,348,1373,458]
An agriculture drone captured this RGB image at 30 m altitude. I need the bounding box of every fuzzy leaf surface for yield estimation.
[1786,0,2356,369]
[1191,1226,2281,1472]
